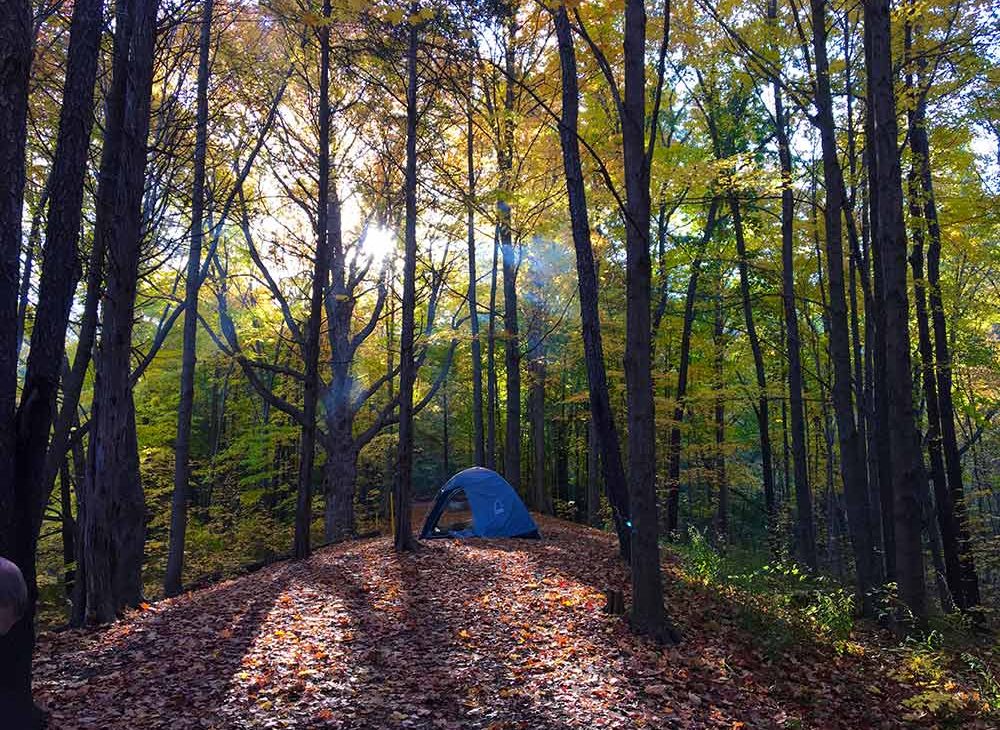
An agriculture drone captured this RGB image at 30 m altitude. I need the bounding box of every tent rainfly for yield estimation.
[420,467,540,539]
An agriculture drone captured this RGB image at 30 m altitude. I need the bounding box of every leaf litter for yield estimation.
[34,517,941,728]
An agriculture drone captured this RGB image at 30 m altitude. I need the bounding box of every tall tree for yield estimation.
[771,1,816,569]
[165,0,214,597]
[905,14,979,610]
[0,0,43,717]
[486,228,499,470]
[729,197,776,523]
[466,61,486,467]
[81,0,161,623]
[4,0,104,708]
[294,0,333,559]
[527,329,550,514]
[864,0,926,623]
[394,1,421,552]
[664,200,718,534]
[0,2,31,577]
[498,1,521,492]
[552,2,631,559]
[809,0,880,613]
[713,267,728,541]
[622,0,677,642]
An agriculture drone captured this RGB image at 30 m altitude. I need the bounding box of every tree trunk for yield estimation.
[864,0,927,624]
[62,0,133,626]
[772,37,816,569]
[908,152,962,609]
[553,4,631,557]
[587,418,601,527]
[908,21,979,609]
[810,0,880,614]
[865,62,895,580]
[322,180,360,540]
[730,196,776,524]
[713,275,728,542]
[466,69,485,467]
[165,0,213,597]
[379,296,395,523]
[0,6,31,701]
[1,0,103,707]
[323,442,357,543]
[294,0,333,559]
[82,0,159,623]
[528,349,549,514]
[15,185,47,363]
[394,3,420,552]
[666,200,718,534]
[499,7,520,492]
[59,459,76,602]
[622,0,677,643]
[486,228,499,470]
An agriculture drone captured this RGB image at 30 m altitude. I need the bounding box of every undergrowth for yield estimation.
[673,526,999,726]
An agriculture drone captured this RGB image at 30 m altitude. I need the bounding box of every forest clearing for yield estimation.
[1,0,999,727]
[30,517,995,729]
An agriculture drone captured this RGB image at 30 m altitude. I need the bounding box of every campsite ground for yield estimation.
[33,517,992,728]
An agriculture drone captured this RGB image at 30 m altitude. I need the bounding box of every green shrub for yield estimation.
[675,526,723,584]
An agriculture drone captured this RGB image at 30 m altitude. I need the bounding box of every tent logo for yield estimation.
[493,499,505,516]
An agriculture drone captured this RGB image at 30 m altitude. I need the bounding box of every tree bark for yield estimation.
[499,5,520,492]
[323,443,357,543]
[0,0,33,711]
[5,0,103,700]
[865,52,895,580]
[665,200,718,534]
[394,3,420,552]
[908,139,961,610]
[165,0,213,596]
[322,184,361,542]
[772,34,816,569]
[466,67,485,467]
[294,0,333,559]
[59,458,76,602]
[82,0,159,623]
[864,0,926,623]
[907,21,979,609]
[552,3,631,558]
[622,0,677,643]
[810,0,880,614]
[15,185,47,363]
[730,196,776,524]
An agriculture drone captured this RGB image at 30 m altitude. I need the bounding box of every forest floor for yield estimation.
[34,516,995,729]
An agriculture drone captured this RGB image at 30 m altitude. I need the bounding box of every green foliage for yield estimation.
[894,630,992,726]
[675,531,855,648]
[675,526,723,584]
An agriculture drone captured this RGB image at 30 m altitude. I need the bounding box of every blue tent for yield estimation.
[420,467,540,539]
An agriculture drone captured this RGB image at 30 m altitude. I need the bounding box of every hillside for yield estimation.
[31,518,982,729]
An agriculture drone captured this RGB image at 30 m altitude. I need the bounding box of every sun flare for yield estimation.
[361,225,396,262]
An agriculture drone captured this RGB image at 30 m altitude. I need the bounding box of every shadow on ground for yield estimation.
[33,515,927,729]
